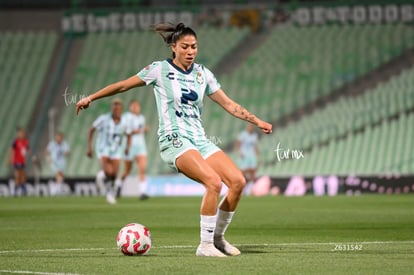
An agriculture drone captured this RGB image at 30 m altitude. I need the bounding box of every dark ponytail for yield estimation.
[153,22,197,58]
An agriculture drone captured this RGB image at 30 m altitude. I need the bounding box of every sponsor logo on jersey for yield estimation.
[177,77,194,83]
[166,72,175,80]
[196,71,204,84]
[175,110,199,119]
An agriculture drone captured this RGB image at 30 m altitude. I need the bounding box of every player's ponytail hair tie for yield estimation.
[153,22,197,58]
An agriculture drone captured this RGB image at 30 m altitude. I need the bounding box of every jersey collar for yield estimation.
[167,58,194,75]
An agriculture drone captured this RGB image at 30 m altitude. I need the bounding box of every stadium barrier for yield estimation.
[0,175,412,197]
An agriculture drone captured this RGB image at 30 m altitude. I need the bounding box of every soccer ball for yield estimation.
[116,223,152,256]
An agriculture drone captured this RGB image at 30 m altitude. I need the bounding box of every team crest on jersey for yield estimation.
[172,138,183,148]
[196,72,204,84]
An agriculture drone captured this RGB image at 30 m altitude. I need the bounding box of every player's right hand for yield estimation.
[87,149,93,158]
[76,96,92,115]
[257,120,273,134]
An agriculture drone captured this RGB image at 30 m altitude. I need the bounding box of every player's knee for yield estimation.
[204,173,222,195]
[231,172,246,193]
[105,171,116,180]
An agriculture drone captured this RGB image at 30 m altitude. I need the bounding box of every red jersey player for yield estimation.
[8,127,30,196]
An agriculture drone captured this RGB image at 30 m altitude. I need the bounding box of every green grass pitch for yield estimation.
[0,195,413,274]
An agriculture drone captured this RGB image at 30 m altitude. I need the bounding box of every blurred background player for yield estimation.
[87,98,131,204]
[8,127,30,196]
[117,99,149,200]
[236,124,259,195]
[45,132,70,196]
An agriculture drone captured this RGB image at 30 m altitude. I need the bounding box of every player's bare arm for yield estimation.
[87,127,95,158]
[76,75,146,115]
[209,89,273,134]
[133,127,148,135]
[7,147,13,166]
[125,134,132,155]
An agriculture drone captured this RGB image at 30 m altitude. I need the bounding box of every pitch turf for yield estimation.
[0,195,413,275]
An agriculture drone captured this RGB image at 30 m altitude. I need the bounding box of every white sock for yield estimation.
[97,170,106,181]
[115,178,122,188]
[200,215,217,244]
[214,209,235,239]
[106,180,115,195]
[138,180,147,195]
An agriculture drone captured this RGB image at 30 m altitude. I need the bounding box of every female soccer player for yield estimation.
[76,23,272,257]
[236,124,259,195]
[45,132,70,196]
[8,127,30,196]
[118,100,149,200]
[87,98,131,204]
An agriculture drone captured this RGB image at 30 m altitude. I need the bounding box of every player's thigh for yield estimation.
[100,157,114,175]
[123,160,133,173]
[110,158,121,174]
[206,151,246,190]
[176,150,221,191]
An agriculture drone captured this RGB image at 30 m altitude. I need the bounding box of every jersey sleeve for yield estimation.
[64,142,70,153]
[204,66,221,95]
[137,61,161,86]
[92,115,105,130]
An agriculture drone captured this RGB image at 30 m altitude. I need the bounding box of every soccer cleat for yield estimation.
[196,243,227,257]
[106,192,117,205]
[139,194,150,201]
[214,237,241,256]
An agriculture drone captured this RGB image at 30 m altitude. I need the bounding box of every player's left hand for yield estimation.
[257,120,273,134]
[76,96,92,115]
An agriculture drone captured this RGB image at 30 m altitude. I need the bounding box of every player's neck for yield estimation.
[112,115,120,124]
[173,59,192,71]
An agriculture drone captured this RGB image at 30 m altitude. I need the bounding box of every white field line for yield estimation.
[0,270,80,275]
[0,240,413,255]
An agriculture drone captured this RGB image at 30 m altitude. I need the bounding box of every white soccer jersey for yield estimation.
[238,130,258,156]
[137,59,221,141]
[93,113,130,153]
[47,140,70,165]
[122,112,146,146]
